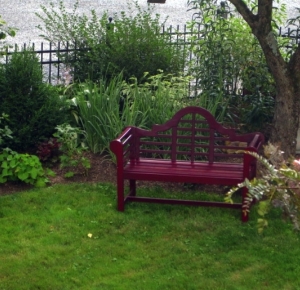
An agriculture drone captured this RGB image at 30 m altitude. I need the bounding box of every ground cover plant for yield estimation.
[0,182,300,289]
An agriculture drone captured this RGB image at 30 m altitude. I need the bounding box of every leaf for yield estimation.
[257,200,270,216]
[8,159,17,168]
[257,218,268,233]
[0,175,7,183]
[30,168,38,179]
[1,168,10,177]
[1,161,8,169]
[64,171,75,178]
[224,196,233,204]
[35,179,47,188]
[18,172,29,181]
[45,168,56,177]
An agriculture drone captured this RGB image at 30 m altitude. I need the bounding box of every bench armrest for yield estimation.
[110,127,134,169]
[243,133,264,179]
[248,133,264,151]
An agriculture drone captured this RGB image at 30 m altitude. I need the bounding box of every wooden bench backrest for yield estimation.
[122,106,263,164]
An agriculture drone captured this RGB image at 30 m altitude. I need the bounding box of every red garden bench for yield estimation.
[110,106,264,222]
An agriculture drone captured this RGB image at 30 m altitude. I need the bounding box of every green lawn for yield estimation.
[0,183,299,290]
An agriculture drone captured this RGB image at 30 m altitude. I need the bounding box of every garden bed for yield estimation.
[0,151,227,196]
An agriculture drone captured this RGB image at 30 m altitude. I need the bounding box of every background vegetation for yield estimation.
[36,0,186,83]
[0,0,291,188]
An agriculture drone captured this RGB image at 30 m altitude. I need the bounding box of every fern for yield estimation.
[225,144,300,232]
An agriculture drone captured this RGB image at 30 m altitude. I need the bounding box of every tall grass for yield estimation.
[0,183,300,289]
[73,74,147,154]
[73,73,191,155]
[71,72,230,156]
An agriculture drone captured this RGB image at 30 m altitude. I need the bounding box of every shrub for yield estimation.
[36,0,187,82]
[0,48,68,151]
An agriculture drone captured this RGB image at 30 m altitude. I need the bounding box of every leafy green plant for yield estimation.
[36,0,186,82]
[0,15,16,54]
[238,90,275,136]
[0,113,12,149]
[36,137,61,163]
[0,148,53,187]
[71,74,136,155]
[225,143,300,233]
[0,48,69,151]
[53,123,90,178]
[187,1,240,100]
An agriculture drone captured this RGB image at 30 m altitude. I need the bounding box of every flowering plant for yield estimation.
[225,143,300,232]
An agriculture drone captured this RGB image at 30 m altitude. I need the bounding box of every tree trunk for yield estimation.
[228,0,300,157]
[259,40,300,157]
[271,84,300,157]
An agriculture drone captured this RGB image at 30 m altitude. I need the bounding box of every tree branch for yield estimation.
[228,0,258,28]
[257,0,273,20]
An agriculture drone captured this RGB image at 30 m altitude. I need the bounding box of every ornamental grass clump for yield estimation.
[225,143,300,233]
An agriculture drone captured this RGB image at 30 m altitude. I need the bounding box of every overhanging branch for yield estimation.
[227,0,258,28]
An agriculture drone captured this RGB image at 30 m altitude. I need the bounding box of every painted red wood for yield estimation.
[110,106,264,222]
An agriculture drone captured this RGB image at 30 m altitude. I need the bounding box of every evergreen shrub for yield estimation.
[0,49,68,151]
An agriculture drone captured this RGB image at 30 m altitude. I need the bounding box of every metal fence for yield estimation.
[3,24,199,84]
[2,24,300,84]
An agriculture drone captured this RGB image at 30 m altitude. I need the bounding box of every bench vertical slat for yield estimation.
[172,127,177,162]
[209,129,215,164]
[191,113,196,162]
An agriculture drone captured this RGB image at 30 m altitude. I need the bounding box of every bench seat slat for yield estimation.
[124,159,244,185]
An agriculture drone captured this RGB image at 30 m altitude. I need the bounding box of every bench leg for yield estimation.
[241,187,249,222]
[117,178,125,212]
[129,180,136,196]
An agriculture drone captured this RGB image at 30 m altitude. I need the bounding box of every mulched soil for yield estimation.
[0,152,116,196]
[0,152,226,196]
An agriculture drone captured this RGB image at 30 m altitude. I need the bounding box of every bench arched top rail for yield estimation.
[131,106,263,145]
